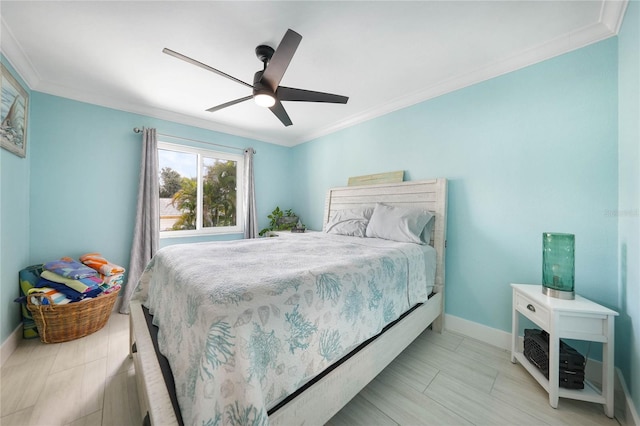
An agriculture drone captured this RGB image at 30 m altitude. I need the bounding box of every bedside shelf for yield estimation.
[512,352,605,404]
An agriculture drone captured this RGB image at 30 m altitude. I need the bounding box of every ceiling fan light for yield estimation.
[254,92,276,108]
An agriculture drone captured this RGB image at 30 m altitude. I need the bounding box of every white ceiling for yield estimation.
[0,1,628,146]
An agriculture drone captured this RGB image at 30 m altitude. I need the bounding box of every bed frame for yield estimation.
[129,178,448,426]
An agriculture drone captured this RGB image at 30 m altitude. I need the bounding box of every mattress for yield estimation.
[131,232,436,425]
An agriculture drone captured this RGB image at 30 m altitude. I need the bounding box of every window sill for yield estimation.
[160,229,243,240]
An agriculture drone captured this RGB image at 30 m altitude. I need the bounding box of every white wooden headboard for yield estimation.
[322,178,448,294]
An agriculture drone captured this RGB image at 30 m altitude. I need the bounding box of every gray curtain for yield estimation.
[120,128,159,313]
[243,148,258,239]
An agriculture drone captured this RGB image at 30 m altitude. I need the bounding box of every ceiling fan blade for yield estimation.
[277,86,349,104]
[261,29,302,92]
[269,100,293,127]
[206,96,253,113]
[163,48,253,89]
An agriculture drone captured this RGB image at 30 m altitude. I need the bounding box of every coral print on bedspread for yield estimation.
[132,233,429,426]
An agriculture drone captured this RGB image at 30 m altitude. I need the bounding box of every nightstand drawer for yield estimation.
[515,292,549,329]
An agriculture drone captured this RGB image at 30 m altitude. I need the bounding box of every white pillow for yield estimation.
[325,207,374,237]
[420,215,436,244]
[365,203,433,244]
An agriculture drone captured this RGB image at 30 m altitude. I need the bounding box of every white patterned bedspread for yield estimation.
[132,232,435,426]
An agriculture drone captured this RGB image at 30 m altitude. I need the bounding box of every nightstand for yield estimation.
[511,283,618,418]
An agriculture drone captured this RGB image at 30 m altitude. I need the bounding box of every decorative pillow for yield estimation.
[421,215,436,244]
[365,203,433,244]
[325,207,374,237]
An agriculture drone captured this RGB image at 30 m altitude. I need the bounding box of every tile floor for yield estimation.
[1,313,139,425]
[0,312,624,425]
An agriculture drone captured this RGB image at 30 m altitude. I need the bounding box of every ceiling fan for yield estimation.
[163,29,349,127]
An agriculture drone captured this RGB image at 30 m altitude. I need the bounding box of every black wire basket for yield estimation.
[523,329,585,389]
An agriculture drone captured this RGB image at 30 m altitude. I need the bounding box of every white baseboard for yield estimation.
[444,313,512,350]
[584,362,640,426]
[444,313,637,425]
[1,323,22,366]
[615,368,640,426]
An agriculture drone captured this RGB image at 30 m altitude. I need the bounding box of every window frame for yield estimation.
[158,141,244,238]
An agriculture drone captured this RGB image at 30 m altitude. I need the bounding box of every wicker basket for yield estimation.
[27,289,119,343]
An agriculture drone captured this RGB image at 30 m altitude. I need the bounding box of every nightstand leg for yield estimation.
[129,312,134,359]
[603,317,615,418]
[511,292,518,363]
[548,332,559,408]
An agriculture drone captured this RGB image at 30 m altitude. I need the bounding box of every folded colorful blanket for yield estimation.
[35,277,103,301]
[79,253,125,276]
[44,257,98,280]
[28,287,72,305]
[101,284,121,295]
[35,278,84,302]
[100,273,124,287]
[18,265,43,338]
[99,272,122,294]
[40,270,102,294]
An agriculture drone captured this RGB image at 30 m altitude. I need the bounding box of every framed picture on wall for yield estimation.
[1,62,29,158]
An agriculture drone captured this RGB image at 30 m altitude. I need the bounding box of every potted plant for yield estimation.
[259,207,302,236]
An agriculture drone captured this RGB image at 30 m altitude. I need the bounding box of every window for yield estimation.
[158,142,243,237]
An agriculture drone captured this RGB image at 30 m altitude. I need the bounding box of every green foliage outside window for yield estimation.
[161,160,237,230]
[159,167,182,198]
[202,160,237,228]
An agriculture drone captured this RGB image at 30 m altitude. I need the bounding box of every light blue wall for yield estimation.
[291,38,619,338]
[28,93,292,262]
[0,56,31,342]
[28,94,292,259]
[617,0,640,416]
[1,19,635,414]
[1,86,292,343]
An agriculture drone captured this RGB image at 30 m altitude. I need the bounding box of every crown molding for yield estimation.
[600,0,629,33]
[297,2,626,145]
[0,1,628,147]
[36,81,292,146]
[0,17,40,89]
[0,15,292,146]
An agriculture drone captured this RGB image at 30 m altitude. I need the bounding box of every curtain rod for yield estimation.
[133,127,254,154]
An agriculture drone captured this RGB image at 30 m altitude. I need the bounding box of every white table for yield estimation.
[270,230,318,238]
[511,284,618,418]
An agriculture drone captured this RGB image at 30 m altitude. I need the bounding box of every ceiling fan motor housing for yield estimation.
[255,45,275,65]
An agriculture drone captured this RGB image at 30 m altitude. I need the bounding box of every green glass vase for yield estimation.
[542,233,575,299]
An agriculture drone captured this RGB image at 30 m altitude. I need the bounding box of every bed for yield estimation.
[129,178,448,426]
